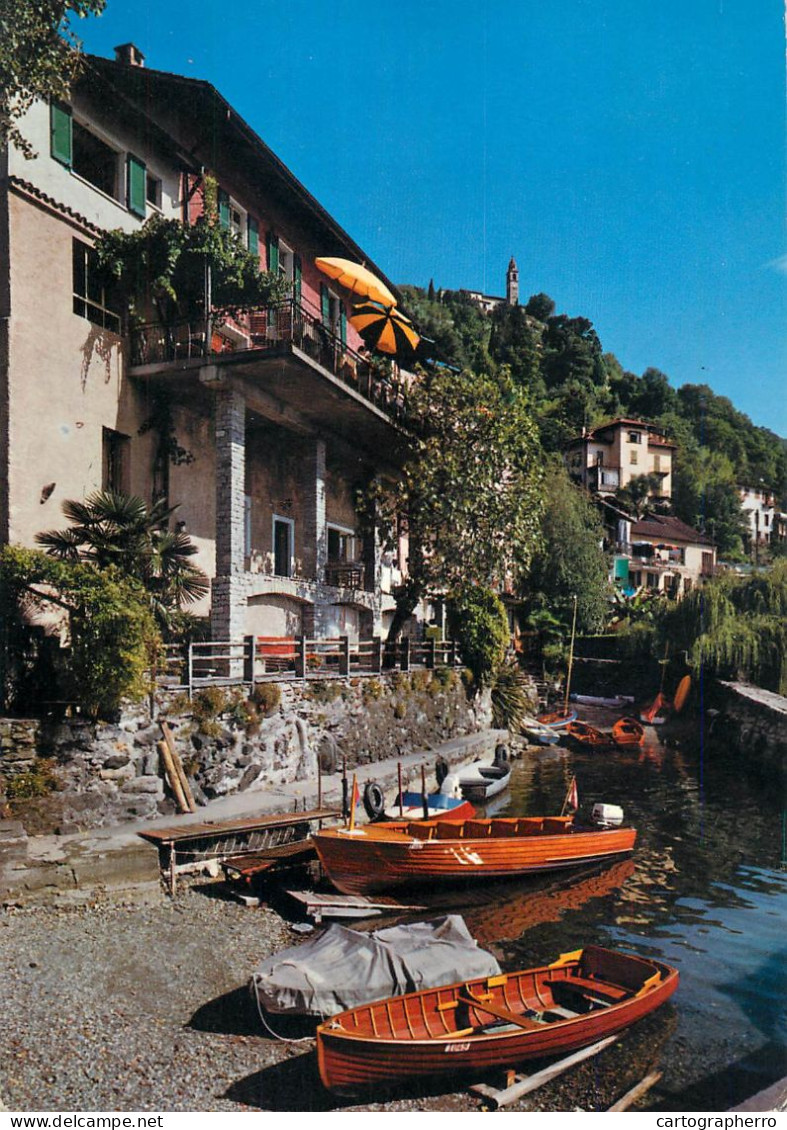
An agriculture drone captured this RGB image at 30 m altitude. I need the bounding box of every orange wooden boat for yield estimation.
[565,720,615,749]
[612,717,646,747]
[311,815,636,896]
[316,944,679,1095]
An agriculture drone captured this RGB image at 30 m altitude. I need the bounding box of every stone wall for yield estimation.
[714,682,787,780]
[0,669,487,834]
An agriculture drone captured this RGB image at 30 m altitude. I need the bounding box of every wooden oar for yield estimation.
[457,993,540,1031]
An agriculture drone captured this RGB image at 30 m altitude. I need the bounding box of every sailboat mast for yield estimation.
[563,595,578,716]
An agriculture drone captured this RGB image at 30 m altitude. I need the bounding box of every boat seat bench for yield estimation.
[557,975,628,1002]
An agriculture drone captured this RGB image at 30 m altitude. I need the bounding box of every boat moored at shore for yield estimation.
[311,813,637,896]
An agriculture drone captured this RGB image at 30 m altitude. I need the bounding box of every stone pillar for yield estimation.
[304,437,327,634]
[211,388,247,656]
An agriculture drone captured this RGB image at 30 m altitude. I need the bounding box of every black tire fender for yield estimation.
[494,743,509,764]
[363,780,386,821]
[435,756,450,787]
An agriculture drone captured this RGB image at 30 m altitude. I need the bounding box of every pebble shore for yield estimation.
[0,884,666,1113]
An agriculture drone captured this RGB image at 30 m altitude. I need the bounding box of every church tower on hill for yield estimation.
[506,257,519,306]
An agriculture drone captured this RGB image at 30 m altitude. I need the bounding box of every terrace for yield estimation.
[128,298,409,436]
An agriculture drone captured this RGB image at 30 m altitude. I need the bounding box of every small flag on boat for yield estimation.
[348,773,360,830]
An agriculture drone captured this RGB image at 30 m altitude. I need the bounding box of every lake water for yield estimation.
[413,718,786,1110]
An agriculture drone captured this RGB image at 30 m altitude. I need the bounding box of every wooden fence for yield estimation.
[158,636,461,695]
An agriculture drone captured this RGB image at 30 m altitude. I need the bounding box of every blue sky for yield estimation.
[80,0,786,434]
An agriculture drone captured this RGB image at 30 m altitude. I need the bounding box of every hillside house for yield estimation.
[566,420,716,596]
[1,45,416,647]
[608,509,716,598]
[739,485,776,551]
[565,418,675,500]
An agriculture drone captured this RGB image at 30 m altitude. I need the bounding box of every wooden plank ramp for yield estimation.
[607,1070,663,1112]
[285,888,427,922]
[469,1034,619,1110]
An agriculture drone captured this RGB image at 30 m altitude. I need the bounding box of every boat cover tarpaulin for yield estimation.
[249,915,501,1017]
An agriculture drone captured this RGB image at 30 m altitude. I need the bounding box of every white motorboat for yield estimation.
[439,744,511,804]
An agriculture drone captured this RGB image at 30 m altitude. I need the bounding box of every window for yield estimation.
[630,450,639,465]
[218,189,245,237]
[328,525,355,562]
[72,239,121,332]
[72,120,119,198]
[628,431,642,444]
[278,240,294,283]
[146,173,162,209]
[102,428,130,493]
[273,516,294,577]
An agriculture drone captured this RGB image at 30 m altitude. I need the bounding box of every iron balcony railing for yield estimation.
[129,299,408,423]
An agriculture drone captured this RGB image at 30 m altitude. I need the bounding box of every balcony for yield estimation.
[588,465,620,491]
[325,560,366,589]
[128,299,408,431]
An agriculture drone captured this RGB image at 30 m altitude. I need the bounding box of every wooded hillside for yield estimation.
[400,284,786,559]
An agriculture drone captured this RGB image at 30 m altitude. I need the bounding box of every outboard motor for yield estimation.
[591,803,624,828]
[439,772,462,799]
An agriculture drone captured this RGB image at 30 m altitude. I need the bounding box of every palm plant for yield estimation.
[36,491,209,629]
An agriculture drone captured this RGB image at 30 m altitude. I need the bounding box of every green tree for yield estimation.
[488,304,543,395]
[524,293,556,321]
[0,0,105,158]
[35,491,209,630]
[447,585,509,687]
[0,546,159,718]
[373,366,544,639]
[615,473,665,519]
[659,561,787,694]
[523,462,611,634]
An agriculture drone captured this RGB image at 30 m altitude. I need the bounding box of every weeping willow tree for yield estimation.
[660,561,787,694]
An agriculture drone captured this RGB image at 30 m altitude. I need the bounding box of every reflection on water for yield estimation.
[478,723,787,1109]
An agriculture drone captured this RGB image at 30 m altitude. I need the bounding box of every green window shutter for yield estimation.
[218,188,230,230]
[293,254,302,302]
[266,231,279,272]
[339,306,347,347]
[320,283,330,326]
[126,154,146,218]
[50,102,72,166]
[248,216,259,256]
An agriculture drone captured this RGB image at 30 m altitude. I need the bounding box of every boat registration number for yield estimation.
[444,1042,471,1053]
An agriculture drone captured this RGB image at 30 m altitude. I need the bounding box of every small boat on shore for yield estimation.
[362,776,475,823]
[611,717,645,747]
[521,719,561,746]
[311,812,637,896]
[537,709,578,730]
[441,745,511,804]
[565,720,615,750]
[571,694,635,709]
[392,789,476,822]
[316,944,679,1095]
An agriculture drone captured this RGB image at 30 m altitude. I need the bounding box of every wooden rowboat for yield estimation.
[316,944,679,1095]
[311,815,636,896]
[537,710,578,729]
[565,720,615,750]
[611,717,646,747]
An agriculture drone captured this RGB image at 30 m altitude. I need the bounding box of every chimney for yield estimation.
[114,43,145,67]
